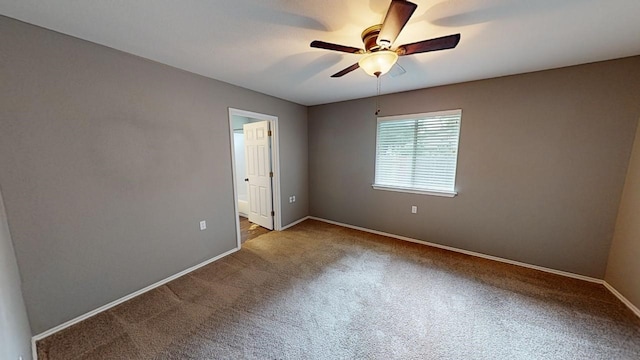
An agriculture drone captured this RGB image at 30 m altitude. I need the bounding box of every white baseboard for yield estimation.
[30,214,307,358]
[30,217,640,360]
[603,281,640,319]
[308,216,602,283]
[280,216,310,231]
[308,217,640,319]
[31,246,240,359]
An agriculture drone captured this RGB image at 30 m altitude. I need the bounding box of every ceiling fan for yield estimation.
[310,0,460,78]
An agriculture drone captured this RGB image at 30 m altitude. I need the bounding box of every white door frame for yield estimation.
[228,108,281,248]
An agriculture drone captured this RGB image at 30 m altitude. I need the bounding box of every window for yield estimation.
[373,109,462,197]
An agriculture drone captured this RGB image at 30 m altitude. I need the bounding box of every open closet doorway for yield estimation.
[228,108,281,247]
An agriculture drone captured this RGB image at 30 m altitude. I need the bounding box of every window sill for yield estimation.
[372,184,457,198]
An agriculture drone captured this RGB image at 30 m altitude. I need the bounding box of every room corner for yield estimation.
[605,116,640,314]
[0,186,33,360]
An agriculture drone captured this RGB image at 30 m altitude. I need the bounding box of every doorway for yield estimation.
[228,108,281,247]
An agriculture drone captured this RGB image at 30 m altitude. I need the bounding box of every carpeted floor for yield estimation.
[37,220,640,359]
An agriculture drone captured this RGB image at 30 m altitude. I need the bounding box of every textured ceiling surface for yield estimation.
[1,0,640,105]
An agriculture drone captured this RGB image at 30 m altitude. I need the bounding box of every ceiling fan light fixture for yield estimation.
[358,50,398,77]
[311,0,460,79]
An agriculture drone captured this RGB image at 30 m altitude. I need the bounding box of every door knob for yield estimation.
[244,178,249,182]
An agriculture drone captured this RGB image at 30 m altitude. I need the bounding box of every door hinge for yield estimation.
[271,210,275,216]
[269,171,273,178]
[268,130,272,136]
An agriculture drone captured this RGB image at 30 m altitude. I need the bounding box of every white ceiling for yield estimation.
[1,0,640,106]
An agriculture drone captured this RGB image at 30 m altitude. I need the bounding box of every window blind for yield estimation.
[374,109,461,194]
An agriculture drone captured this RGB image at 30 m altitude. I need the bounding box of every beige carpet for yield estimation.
[37,220,640,359]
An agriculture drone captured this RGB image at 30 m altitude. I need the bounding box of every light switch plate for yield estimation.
[199,220,207,230]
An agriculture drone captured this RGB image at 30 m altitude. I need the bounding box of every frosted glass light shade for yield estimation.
[358,50,398,77]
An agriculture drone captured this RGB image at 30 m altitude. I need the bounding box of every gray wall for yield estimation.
[606,119,640,309]
[279,107,309,223]
[309,56,640,279]
[0,189,33,359]
[0,16,308,334]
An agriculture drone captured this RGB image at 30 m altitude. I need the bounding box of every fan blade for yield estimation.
[397,34,461,56]
[331,63,360,77]
[378,0,418,48]
[310,40,363,54]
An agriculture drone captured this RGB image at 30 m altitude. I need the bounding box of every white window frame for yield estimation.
[372,109,462,198]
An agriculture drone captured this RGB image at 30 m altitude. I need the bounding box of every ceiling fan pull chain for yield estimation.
[375,76,382,116]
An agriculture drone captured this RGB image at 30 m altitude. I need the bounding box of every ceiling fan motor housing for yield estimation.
[362,24,383,52]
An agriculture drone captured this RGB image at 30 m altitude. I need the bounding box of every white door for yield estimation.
[244,121,273,230]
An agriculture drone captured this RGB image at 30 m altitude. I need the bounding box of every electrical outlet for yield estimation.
[199,220,207,230]
[411,206,417,214]
[292,195,296,202]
